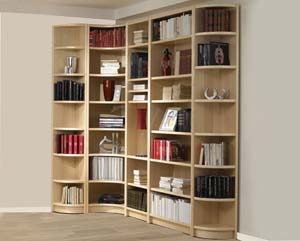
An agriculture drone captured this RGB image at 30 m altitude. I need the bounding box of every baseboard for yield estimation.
[0,207,51,213]
[237,233,269,241]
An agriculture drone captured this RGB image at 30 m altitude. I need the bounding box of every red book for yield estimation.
[204,9,209,32]
[213,8,218,31]
[60,135,64,153]
[225,10,230,31]
[78,135,84,154]
[68,135,73,154]
[63,135,68,154]
[55,134,61,153]
[73,135,78,154]
[161,140,166,160]
[154,139,160,159]
[208,9,214,32]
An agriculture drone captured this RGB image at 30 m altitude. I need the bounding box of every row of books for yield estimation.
[100,60,121,74]
[162,84,191,100]
[159,177,190,195]
[151,139,184,161]
[199,143,226,166]
[90,157,124,181]
[133,169,147,186]
[174,49,191,75]
[198,42,230,66]
[150,192,190,224]
[54,80,84,101]
[195,175,235,198]
[152,13,192,41]
[98,194,124,204]
[127,189,147,212]
[61,186,83,205]
[55,134,84,154]
[130,52,148,79]
[99,114,125,128]
[89,27,126,47]
[202,7,231,32]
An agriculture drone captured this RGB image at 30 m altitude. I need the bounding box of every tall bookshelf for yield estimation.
[52,3,239,239]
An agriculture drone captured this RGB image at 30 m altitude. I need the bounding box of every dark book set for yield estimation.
[127,189,147,212]
[130,52,148,78]
[89,27,126,47]
[176,108,191,132]
[202,7,231,32]
[151,139,185,161]
[54,80,84,101]
[55,134,84,154]
[195,175,235,199]
[198,42,230,66]
[98,194,124,204]
[178,49,191,75]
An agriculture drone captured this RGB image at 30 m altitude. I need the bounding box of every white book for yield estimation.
[92,157,98,180]
[133,94,146,101]
[133,84,146,90]
[133,169,147,175]
[199,145,204,165]
[163,20,167,40]
[175,50,180,75]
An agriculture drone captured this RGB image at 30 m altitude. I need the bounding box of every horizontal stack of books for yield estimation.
[98,194,124,204]
[133,30,148,44]
[152,139,185,161]
[133,169,147,186]
[152,13,192,41]
[90,157,124,181]
[99,114,125,128]
[127,189,147,212]
[199,142,225,166]
[159,176,172,191]
[61,186,83,205]
[130,52,148,78]
[171,178,190,195]
[198,42,230,66]
[195,175,235,198]
[150,192,190,224]
[202,7,231,32]
[100,60,121,74]
[89,27,125,47]
[55,134,84,154]
[54,80,84,101]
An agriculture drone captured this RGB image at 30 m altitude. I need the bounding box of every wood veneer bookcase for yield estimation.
[52,4,239,239]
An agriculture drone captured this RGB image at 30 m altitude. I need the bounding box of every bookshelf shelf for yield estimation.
[152,99,191,103]
[127,155,148,161]
[89,101,125,105]
[195,66,236,70]
[151,130,192,136]
[194,99,236,103]
[127,182,147,189]
[54,101,85,104]
[53,179,85,184]
[194,197,236,202]
[151,188,191,199]
[55,46,84,50]
[89,128,126,132]
[151,74,191,81]
[53,4,239,238]
[151,35,191,45]
[195,32,236,37]
[194,165,235,169]
[150,159,191,167]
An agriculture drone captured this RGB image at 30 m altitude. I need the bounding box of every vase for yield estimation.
[103,80,115,101]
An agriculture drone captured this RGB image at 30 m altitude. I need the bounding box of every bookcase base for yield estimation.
[88,204,124,214]
[194,229,234,240]
[53,204,84,214]
[127,209,147,222]
[150,215,190,234]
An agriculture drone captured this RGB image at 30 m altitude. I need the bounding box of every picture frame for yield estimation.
[159,108,181,131]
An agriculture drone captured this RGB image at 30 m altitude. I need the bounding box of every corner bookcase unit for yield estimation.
[52,3,239,239]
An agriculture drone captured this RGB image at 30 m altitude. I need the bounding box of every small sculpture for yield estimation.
[99,133,121,154]
[161,48,172,76]
[204,88,229,100]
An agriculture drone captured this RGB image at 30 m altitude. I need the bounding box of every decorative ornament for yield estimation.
[204,88,218,100]
[161,48,172,76]
[217,88,228,99]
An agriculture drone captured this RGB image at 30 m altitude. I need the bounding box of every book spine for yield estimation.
[78,135,84,154]
[68,135,73,154]
[73,135,78,154]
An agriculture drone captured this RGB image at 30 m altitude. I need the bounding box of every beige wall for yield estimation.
[0,12,114,210]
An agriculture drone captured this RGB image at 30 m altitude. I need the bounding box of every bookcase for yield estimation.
[52,3,239,239]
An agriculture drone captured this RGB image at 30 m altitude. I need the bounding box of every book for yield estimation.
[54,80,84,101]
[78,135,84,154]
[131,52,148,78]
[202,8,231,32]
[159,108,180,131]
[133,94,146,101]
[89,27,126,47]
[133,84,146,90]
[175,108,191,132]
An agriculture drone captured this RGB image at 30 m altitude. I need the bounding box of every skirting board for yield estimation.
[238,233,269,241]
[0,207,51,213]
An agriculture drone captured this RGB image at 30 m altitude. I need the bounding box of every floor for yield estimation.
[0,213,235,241]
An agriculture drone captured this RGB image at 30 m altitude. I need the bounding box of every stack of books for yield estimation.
[199,142,225,166]
[61,186,83,205]
[55,134,84,154]
[133,169,147,185]
[133,30,148,44]
[99,114,125,128]
[159,176,172,191]
[171,178,190,195]
[90,157,124,181]
[100,60,121,74]
[195,175,235,198]
[152,13,192,41]
[127,189,147,212]
[150,192,190,224]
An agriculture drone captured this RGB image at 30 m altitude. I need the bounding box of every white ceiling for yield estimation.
[0,0,145,9]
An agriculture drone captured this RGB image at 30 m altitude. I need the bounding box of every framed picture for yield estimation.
[159,108,181,131]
